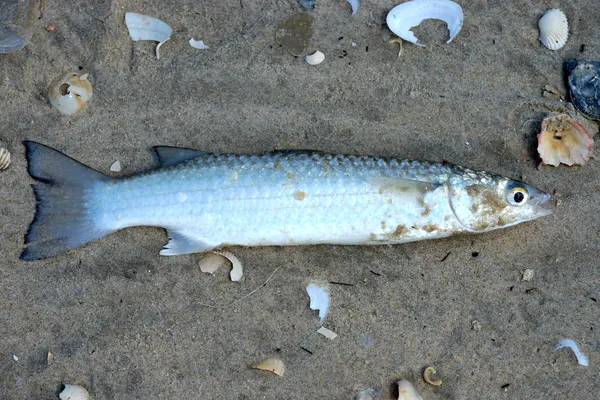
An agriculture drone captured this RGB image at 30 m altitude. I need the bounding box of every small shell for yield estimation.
[306,282,330,322]
[125,12,173,59]
[423,366,442,386]
[355,388,375,400]
[252,358,285,376]
[386,0,464,47]
[397,380,423,400]
[47,352,55,365]
[189,39,209,49]
[0,148,11,170]
[48,73,93,115]
[538,9,568,50]
[59,384,90,400]
[521,268,535,282]
[316,326,337,339]
[109,161,122,172]
[537,113,593,167]
[566,59,600,121]
[305,51,325,65]
[211,250,244,281]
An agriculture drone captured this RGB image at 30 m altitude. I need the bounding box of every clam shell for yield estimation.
[537,113,593,167]
[386,0,463,47]
[566,59,600,121]
[0,148,11,170]
[48,72,93,115]
[538,9,568,50]
[397,380,423,400]
[59,384,90,400]
[305,50,325,65]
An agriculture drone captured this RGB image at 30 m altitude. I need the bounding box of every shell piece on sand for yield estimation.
[189,39,209,49]
[48,73,93,116]
[566,59,600,121]
[0,148,11,170]
[554,339,589,366]
[305,50,325,65]
[306,282,330,323]
[397,380,423,400]
[386,0,464,47]
[316,326,337,339]
[59,384,90,400]
[199,251,244,281]
[423,366,442,386]
[125,12,172,59]
[538,9,568,50]
[110,160,122,172]
[521,268,534,281]
[252,358,285,376]
[537,113,593,167]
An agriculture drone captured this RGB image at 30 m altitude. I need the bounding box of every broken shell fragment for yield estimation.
[567,59,600,121]
[397,380,423,400]
[346,0,359,15]
[59,384,90,400]
[537,113,593,167]
[538,9,568,51]
[355,388,375,400]
[0,148,11,170]
[47,352,54,365]
[386,0,464,47]
[554,339,589,366]
[316,326,337,339]
[252,358,285,376]
[125,12,172,59]
[305,50,325,65]
[48,73,93,116]
[199,250,244,281]
[189,39,209,49]
[521,268,535,281]
[110,160,122,172]
[423,366,442,386]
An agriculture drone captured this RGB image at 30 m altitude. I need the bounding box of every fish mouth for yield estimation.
[531,191,552,216]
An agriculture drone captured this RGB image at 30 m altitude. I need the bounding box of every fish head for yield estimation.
[448,166,552,233]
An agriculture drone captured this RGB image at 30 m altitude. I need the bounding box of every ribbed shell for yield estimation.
[538,9,568,50]
[0,148,11,170]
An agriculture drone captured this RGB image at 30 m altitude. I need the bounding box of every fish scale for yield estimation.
[20,142,552,260]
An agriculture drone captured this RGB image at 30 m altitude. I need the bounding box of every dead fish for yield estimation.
[21,142,551,260]
[566,59,600,121]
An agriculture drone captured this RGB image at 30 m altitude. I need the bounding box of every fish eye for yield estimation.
[507,187,528,205]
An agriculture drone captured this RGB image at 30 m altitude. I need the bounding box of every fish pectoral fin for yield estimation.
[160,230,216,256]
[152,146,210,168]
[370,177,441,195]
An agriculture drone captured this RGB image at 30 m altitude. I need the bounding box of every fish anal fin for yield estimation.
[152,146,209,168]
[160,230,216,256]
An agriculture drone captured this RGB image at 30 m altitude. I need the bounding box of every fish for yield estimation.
[20,141,552,261]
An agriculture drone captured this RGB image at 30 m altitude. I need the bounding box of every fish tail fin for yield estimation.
[21,141,112,261]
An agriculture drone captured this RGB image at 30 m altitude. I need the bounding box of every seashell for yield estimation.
[59,384,90,400]
[110,161,122,172]
[252,358,285,376]
[386,0,464,47]
[316,326,337,339]
[554,339,589,366]
[566,59,600,121]
[346,0,359,15]
[188,39,209,49]
[48,73,93,115]
[397,379,423,400]
[521,268,534,282]
[355,388,375,400]
[125,12,172,59]
[47,351,55,365]
[305,50,325,65]
[0,148,11,170]
[538,9,568,51]
[537,113,593,167]
[423,366,442,386]
[199,250,244,281]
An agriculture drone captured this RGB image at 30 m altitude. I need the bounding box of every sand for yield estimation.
[1,1,599,398]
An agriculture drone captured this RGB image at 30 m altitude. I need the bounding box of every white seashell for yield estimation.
[305,50,325,65]
[189,39,209,49]
[316,326,337,339]
[346,0,359,15]
[355,388,375,400]
[48,73,93,116]
[109,160,122,172]
[538,9,568,50]
[306,282,330,322]
[554,339,589,366]
[47,352,55,365]
[0,148,11,170]
[397,380,423,400]
[125,12,173,59]
[252,358,285,376]
[386,0,464,47]
[210,250,244,281]
[59,384,90,400]
[521,268,534,281]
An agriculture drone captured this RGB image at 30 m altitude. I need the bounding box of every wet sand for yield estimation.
[1,1,599,398]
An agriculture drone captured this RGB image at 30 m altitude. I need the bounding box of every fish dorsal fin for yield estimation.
[152,146,209,168]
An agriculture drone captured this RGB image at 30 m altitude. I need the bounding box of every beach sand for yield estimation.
[1,1,599,398]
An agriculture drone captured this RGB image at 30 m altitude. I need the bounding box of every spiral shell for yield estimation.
[0,148,11,170]
[538,9,568,50]
[48,72,93,115]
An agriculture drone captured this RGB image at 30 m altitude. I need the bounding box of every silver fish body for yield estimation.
[21,143,552,260]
